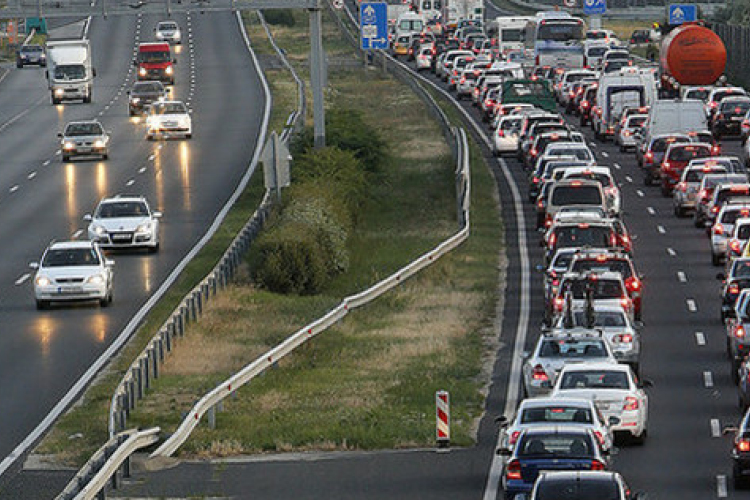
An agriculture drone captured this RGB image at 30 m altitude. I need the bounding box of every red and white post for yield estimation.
[436,390,450,449]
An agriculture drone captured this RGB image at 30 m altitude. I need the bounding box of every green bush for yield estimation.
[292,147,367,214]
[294,109,386,173]
[263,9,296,27]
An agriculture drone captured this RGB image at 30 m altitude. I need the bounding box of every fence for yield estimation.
[715,23,750,89]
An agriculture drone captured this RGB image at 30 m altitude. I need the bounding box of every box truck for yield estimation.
[46,39,94,105]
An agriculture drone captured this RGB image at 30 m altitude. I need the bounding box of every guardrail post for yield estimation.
[208,405,216,429]
[158,337,164,362]
[142,356,150,390]
[134,366,143,400]
[166,323,174,350]
[127,379,135,411]
[110,466,119,490]
[151,348,159,379]
[177,313,184,337]
[196,290,203,316]
[97,488,105,500]
[122,455,131,479]
[217,400,224,412]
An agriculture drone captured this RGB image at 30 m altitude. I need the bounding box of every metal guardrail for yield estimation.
[151,125,471,458]
[55,427,160,500]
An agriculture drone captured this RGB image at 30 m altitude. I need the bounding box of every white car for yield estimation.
[497,397,615,453]
[615,114,647,152]
[85,195,161,252]
[415,46,432,71]
[31,241,114,309]
[59,120,110,162]
[492,115,522,156]
[551,362,650,443]
[711,202,750,266]
[155,20,182,44]
[146,100,192,140]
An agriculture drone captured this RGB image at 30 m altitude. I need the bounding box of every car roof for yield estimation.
[519,424,594,436]
[49,240,96,250]
[66,119,102,126]
[518,397,595,409]
[99,195,147,203]
[559,361,630,372]
[561,270,624,281]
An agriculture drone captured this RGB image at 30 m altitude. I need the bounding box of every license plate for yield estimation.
[164,121,177,127]
[732,117,743,121]
[59,286,82,294]
[77,147,91,153]
[112,234,131,241]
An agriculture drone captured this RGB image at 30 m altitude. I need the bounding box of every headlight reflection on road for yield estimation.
[141,256,153,294]
[96,162,108,201]
[90,313,109,344]
[32,316,56,358]
[179,141,191,211]
[65,163,77,235]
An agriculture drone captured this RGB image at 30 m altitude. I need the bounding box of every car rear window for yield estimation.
[668,146,711,162]
[554,226,613,248]
[551,185,603,206]
[520,406,593,424]
[686,168,727,183]
[535,480,619,500]
[563,278,623,299]
[566,172,612,187]
[517,433,594,457]
[738,225,750,240]
[570,258,633,279]
[572,310,627,327]
[652,137,689,152]
[559,370,628,389]
[721,208,750,224]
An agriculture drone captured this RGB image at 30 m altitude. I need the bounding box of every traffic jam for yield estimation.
[391,4,750,498]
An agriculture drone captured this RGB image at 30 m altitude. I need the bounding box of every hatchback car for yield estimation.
[711,203,750,265]
[31,241,114,309]
[615,114,647,152]
[127,80,169,116]
[16,44,46,68]
[59,120,110,162]
[146,100,192,140]
[85,195,162,252]
[660,142,713,197]
[493,115,522,156]
[673,161,731,217]
[726,407,750,488]
[155,20,182,44]
[637,133,691,186]
[499,426,610,499]
[712,96,750,139]
[523,471,647,500]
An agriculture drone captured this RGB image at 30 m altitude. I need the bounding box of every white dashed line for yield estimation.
[625,175,633,183]
[704,371,714,388]
[601,151,609,158]
[711,418,721,438]
[657,225,666,234]
[148,154,156,161]
[687,299,697,312]
[589,142,597,148]
[677,271,687,282]
[717,475,728,498]
[696,332,706,345]
[647,207,655,215]
[28,172,36,180]
[614,163,621,170]
[138,167,147,174]
[15,273,30,286]
[667,247,677,256]
[42,160,50,166]
[126,179,135,186]
[636,190,644,197]
[9,185,18,193]
[73,229,83,239]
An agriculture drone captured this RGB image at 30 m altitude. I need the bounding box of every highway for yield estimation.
[0,10,267,489]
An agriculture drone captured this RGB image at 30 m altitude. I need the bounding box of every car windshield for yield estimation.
[551,185,602,205]
[42,248,100,267]
[627,116,647,128]
[139,50,171,63]
[517,433,593,457]
[721,102,750,114]
[571,258,632,279]
[133,82,163,93]
[151,102,187,115]
[538,338,608,358]
[559,370,629,389]
[686,88,711,101]
[562,278,623,299]
[65,123,103,136]
[571,310,627,328]
[554,226,612,248]
[96,201,149,218]
[54,64,85,80]
[535,480,619,500]
[520,405,593,424]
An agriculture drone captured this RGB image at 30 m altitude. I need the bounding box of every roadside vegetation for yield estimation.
[34,7,502,464]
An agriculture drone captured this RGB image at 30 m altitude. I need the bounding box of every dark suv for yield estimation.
[127,80,169,116]
[524,471,647,500]
[16,44,46,68]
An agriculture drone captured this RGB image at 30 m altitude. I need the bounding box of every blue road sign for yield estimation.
[583,0,606,15]
[668,4,697,25]
[360,2,388,50]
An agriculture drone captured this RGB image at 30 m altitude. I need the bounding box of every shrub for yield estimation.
[292,146,367,214]
[263,9,296,27]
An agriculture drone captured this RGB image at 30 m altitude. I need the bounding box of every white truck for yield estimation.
[46,39,95,105]
[592,69,655,141]
[442,0,483,30]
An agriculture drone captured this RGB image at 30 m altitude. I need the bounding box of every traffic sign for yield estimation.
[668,4,697,25]
[360,2,388,50]
[583,0,606,15]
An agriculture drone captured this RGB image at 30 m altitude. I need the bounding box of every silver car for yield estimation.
[492,115,522,156]
[522,329,617,397]
[673,161,730,217]
[711,202,750,266]
[155,20,182,44]
[85,195,162,252]
[59,120,110,162]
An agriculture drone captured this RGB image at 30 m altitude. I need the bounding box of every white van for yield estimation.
[394,12,425,39]
[592,70,654,141]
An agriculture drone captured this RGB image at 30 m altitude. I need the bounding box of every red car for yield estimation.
[660,142,713,197]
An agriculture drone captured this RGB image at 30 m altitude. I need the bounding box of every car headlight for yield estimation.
[93,139,105,148]
[35,276,51,286]
[136,222,152,233]
[165,66,174,75]
[63,141,75,150]
[139,67,147,76]
[55,88,64,96]
[86,274,105,285]
[91,224,107,235]
[131,97,140,104]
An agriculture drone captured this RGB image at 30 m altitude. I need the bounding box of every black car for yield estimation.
[127,80,169,116]
[712,97,750,139]
[523,471,647,500]
[728,408,750,488]
[629,29,652,45]
[720,276,750,323]
[16,44,46,68]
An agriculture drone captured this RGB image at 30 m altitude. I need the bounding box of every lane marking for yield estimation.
[647,206,655,215]
[139,167,147,174]
[73,229,83,239]
[601,151,609,158]
[15,274,30,286]
[9,185,18,193]
[148,154,156,161]
[28,172,36,180]
[687,299,697,312]
[677,271,687,282]
[42,160,51,166]
[711,418,721,438]
[625,175,633,183]
[667,247,676,256]
[614,162,621,170]
[657,225,666,234]
[696,332,706,346]
[704,371,714,388]
[717,475,728,498]
[126,179,135,187]
[636,189,644,197]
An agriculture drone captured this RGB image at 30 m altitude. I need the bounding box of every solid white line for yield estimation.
[687,299,697,312]
[711,418,721,437]
[717,475,728,497]
[647,206,655,215]
[696,332,706,346]
[677,271,687,282]
[667,247,677,256]
[14,274,30,286]
[704,371,714,388]
[625,175,633,183]
[657,225,666,234]
[636,190,644,197]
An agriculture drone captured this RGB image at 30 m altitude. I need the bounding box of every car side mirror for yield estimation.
[496,447,511,456]
[57,132,62,138]
[608,416,621,426]
[83,214,92,221]
[495,415,508,426]
[724,425,739,435]
[29,262,39,270]
[153,211,163,219]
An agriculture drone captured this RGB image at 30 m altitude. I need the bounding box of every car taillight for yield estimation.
[532,364,549,381]
[699,189,708,200]
[735,325,746,338]
[620,297,631,309]
[730,283,740,295]
[712,205,720,214]
[530,148,538,158]
[460,77,466,84]
[624,130,631,137]
[676,182,687,192]
[614,333,634,344]
[662,161,671,171]
[738,440,750,452]
[497,129,505,138]
[712,145,721,155]
[554,297,564,311]
[731,240,743,254]
[548,233,557,248]
[593,430,605,446]
[645,152,654,162]
[506,459,522,480]
[714,224,724,235]
[624,396,639,411]
[532,176,540,185]
[582,100,589,108]
[625,277,640,292]
[591,459,606,471]
[509,431,521,445]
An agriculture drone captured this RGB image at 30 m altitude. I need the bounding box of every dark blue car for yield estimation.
[499,425,610,499]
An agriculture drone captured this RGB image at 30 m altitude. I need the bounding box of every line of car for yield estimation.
[21,20,185,310]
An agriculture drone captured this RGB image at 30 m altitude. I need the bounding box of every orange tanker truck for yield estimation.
[659,22,727,98]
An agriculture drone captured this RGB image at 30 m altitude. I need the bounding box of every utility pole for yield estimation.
[309,0,326,148]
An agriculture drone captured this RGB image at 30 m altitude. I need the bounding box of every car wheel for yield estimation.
[100,290,113,307]
[128,109,135,117]
[62,154,70,162]
[631,362,640,377]
[36,300,49,310]
[630,428,647,445]
[185,134,192,139]
[695,216,704,228]
[147,134,154,141]
[102,153,109,160]
[674,205,685,218]
[16,62,22,69]
[148,242,159,254]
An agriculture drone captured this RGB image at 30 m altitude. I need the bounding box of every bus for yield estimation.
[487,16,534,55]
[523,11,586,70]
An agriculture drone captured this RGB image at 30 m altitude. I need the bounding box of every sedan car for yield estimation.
[155,20,182,44]
[59,120,110,162]
[127,80,169,116]
[551,362,651,443]
[85,195,161,252]
[726,407,750,488]
[499,426,610,499]
[146,100,192,140]
[711,203,750,266]
[31,241,114,309]
[522,471,647,500]
[16,44,46,68]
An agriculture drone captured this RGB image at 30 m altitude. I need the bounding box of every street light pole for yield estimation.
[309,0,326,148]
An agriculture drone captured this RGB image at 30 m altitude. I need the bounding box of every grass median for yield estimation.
[34,8,503,464]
